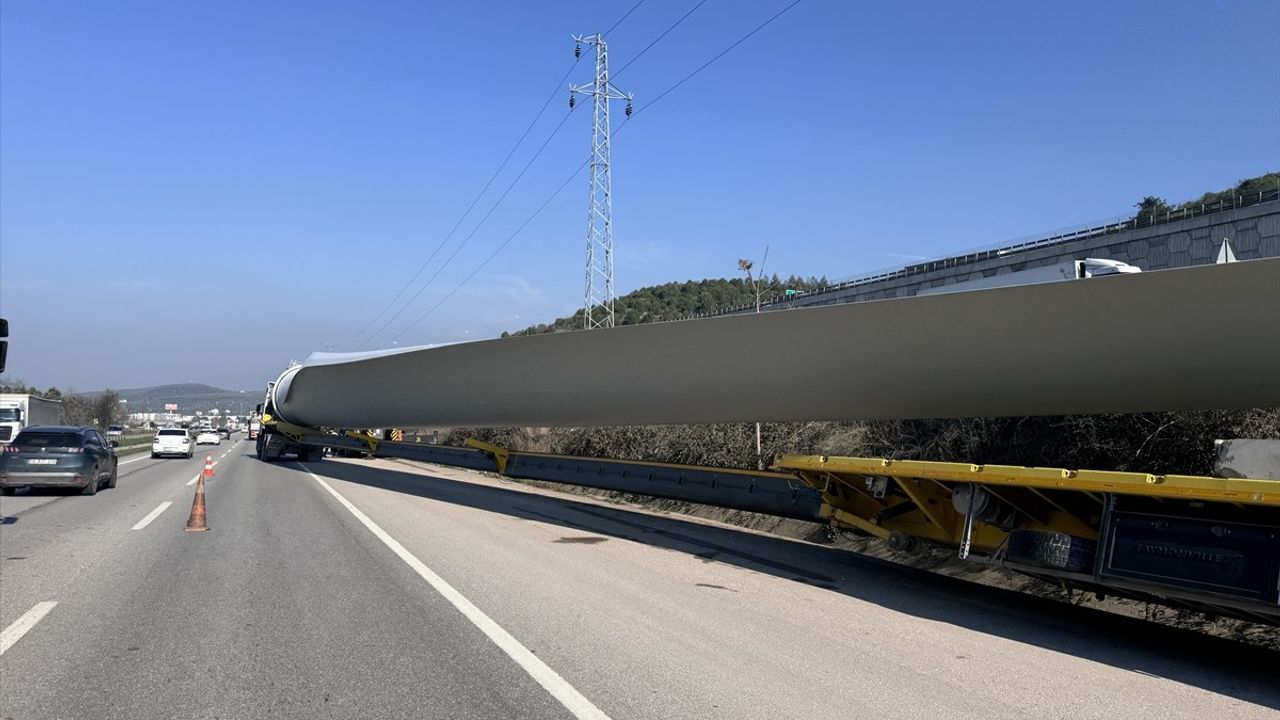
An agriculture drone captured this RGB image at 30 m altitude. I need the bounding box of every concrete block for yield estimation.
[1258,213,1280,238]
[1232,227,1260,253]
[1189,236,1212,261]
[1215,439,1280,480]
[1148,244,1171,268]
[1190,226,1211,240]
[1168,232,1191,252]
[1127,239,1149,258]
[1168,250,1191,267]
[1259,234,1279,258]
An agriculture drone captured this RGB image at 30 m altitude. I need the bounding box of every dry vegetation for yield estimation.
[442,408,1280,476]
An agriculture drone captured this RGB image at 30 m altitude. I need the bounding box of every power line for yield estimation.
[342,2,648,348]
[391,158,592,342]
[340,57,580,348]
[388,0,806,340]
[614,0,709,78]
[637,0,803,116]
[366,108,579,344]
[604,0,646,36]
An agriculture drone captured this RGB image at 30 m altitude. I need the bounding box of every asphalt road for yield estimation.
[1,440,1277,719]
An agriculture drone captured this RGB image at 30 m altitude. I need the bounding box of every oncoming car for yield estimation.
[0,426,119,496]
[152,428,193,459]
[195,429,222,446]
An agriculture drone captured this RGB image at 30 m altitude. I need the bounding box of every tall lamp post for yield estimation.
[737,247,772,470]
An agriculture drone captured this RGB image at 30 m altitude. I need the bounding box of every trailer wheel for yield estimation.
[1006,530,1096,573]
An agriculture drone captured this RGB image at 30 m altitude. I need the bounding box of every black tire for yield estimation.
[151,452,159,459]
[81,466,99,496]
[1,487,16,496]
[1006,530,1095,573]
[106,467,118,489]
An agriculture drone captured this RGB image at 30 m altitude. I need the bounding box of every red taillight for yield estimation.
[2,446,19,453]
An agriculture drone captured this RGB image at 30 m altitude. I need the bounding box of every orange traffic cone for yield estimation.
[203,455,215,479]
[185,475,209,532]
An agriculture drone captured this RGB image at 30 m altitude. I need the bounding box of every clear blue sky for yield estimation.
[2,0,1277,392]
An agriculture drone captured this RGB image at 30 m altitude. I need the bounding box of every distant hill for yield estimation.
[110,383,257,415]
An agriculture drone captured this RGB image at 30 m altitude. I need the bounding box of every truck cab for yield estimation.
[0,402,23,444]
[0,394,64,444]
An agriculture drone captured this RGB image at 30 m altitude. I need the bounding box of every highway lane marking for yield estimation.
[131,501,174,530]
[0,601,57,656]
[300,466,612,720]
[119,455,154,465]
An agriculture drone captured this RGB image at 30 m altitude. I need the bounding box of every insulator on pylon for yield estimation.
[569,95,576,109]
[625,102,633,117]
[575,44,581,58]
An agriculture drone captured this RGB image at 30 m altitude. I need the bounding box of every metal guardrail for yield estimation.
[503,452,823,521]
[305,433,824,521]
[302,433,502,471]
[687,188,1279,320]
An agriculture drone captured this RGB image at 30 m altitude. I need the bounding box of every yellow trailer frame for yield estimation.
[773,454,1280,554]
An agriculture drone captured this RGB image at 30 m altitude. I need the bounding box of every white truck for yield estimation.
[0,394,64,444]
[917,258,1140,296]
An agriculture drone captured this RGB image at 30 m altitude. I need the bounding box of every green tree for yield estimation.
[92,390,123,428]
[1135,195,1171,224]
[60,395,93,425]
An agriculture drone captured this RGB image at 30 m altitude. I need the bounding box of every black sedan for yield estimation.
[0,426,119,496]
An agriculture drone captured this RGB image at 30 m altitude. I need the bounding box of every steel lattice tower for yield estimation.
[571,34,632,329]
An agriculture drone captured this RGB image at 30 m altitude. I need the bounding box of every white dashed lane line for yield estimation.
[131,502,173,530]
[0,602,58,656]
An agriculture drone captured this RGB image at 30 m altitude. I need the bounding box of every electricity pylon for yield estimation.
[570,34,632,329]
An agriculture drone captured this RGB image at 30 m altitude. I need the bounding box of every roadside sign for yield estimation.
[164,403,178,411]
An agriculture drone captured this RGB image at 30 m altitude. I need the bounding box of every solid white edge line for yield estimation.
[298,465,611,720]
[131,501,174,530]
[119,455,152,465]
[0,601,57,655]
